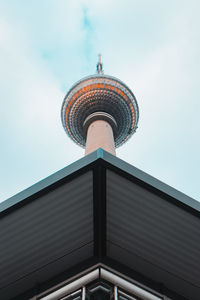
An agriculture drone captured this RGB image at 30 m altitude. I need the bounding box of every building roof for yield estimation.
[0,149,199,300]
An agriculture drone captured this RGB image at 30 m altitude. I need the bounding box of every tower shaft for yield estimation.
[85,120,116,156]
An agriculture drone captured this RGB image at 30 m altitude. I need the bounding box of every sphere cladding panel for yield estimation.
[61,75,139,147]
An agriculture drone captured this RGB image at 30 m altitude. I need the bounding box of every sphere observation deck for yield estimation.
[61,65,139,149]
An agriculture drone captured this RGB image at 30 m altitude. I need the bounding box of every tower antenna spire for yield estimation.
[96,53,103,74]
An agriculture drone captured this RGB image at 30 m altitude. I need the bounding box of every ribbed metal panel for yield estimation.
[107,170,200,298]
[0,171,93,292]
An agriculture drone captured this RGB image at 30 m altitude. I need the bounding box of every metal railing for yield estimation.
[39,267,164,300]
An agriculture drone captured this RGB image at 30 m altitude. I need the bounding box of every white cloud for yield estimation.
[0,1,199,202]
[0,11,84,201]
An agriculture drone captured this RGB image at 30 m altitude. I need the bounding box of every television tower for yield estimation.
[61,56,139,155]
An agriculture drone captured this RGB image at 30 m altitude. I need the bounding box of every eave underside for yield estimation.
[0,149,199,300]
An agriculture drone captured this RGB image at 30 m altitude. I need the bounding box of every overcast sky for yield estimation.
[0,0,200,203]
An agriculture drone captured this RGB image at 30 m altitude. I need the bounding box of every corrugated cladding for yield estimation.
[0,171,93,297]
[107,169,200,299]
[1,149,199,300]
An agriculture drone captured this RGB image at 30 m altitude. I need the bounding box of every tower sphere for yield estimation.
[61,70,139,148]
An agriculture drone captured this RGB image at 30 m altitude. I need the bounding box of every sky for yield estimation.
[0,0,200,203]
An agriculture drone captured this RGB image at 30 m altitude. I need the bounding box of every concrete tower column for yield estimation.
[85,119,116,156]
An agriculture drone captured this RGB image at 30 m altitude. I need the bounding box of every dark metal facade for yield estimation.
[61,75,139,147]
[0,172,93,300]
[0,149,199,300]
[107,169,200,300]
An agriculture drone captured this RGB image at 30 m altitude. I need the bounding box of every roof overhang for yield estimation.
[0,149,199,300]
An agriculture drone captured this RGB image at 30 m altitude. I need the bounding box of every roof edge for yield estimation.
[0,149,104,213]
[101,150,200,213]
[1,148,199,215]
